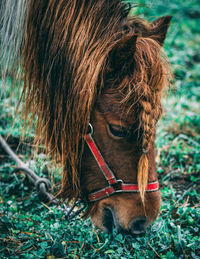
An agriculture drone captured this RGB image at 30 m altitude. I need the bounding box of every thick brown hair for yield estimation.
[22,0,131,201]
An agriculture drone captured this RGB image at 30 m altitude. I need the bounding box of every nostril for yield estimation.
[102,208,114,232]
[129,217,147,235]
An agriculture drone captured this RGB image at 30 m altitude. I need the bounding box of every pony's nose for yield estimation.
[129,217,147,235]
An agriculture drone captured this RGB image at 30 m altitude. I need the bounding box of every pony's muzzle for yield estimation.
[91,191,161,235]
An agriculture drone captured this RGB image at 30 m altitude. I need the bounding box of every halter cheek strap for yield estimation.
[85,124,159,202]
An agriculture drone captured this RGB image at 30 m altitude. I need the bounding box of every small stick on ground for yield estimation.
[147,242,160,258]
[94,229,100,243]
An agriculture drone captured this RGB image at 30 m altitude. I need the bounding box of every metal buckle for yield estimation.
[111,179,123,192]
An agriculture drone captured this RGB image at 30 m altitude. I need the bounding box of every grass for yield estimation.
[0,0,200,258]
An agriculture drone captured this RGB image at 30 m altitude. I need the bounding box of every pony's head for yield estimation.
[0,0,172,234]
[81,16,172,233]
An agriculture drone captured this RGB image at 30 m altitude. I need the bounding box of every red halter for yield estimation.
[85,124,159,202]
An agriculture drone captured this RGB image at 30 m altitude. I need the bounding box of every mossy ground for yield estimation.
[0,1,200,258]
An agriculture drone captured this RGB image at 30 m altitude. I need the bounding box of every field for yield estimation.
[0,0,200,258]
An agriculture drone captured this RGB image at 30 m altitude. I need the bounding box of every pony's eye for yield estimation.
[108,124,129,139]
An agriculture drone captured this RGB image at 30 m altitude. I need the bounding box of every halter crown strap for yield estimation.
[85,124,159,202]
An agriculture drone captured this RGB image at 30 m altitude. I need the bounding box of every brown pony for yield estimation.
[0,0,172,234]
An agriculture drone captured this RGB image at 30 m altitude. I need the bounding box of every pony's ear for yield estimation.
[109,34,138,74]
[149,15,172,46]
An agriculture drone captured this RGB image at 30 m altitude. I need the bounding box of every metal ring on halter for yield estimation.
[111,179,123,192]
[88,123,94,135]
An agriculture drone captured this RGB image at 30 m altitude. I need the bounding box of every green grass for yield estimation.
[0,0,200,258]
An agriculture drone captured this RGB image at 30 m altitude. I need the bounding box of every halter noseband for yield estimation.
[85,124,159,202]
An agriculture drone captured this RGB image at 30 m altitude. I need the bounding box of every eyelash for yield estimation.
[108,124,129,138]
